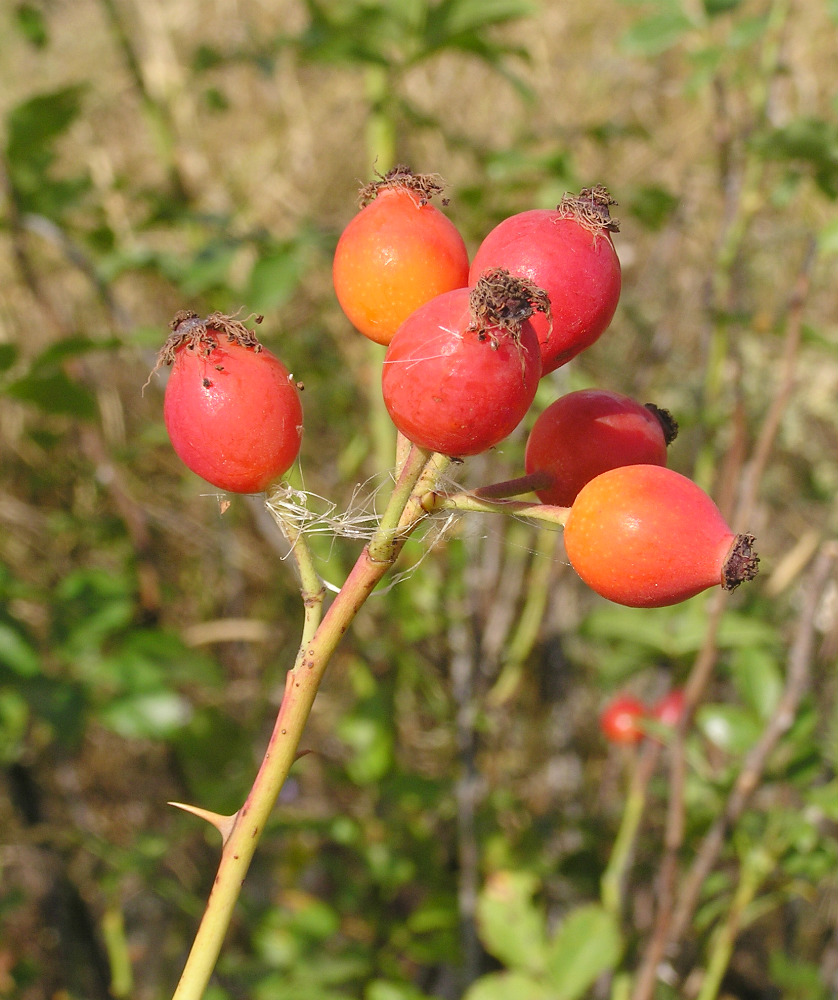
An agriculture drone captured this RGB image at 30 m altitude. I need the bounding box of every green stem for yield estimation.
[423,489,569,526]
[695,847,770,1000]
[601,742,661,918]
[366,339,398,477]
[488,527,561,706]
[265,490,326,648]
[97,0,190,201]
[364,65,396,172]
[369,445,435,561]
[610,973,632,1000]
[172,447,437,1000]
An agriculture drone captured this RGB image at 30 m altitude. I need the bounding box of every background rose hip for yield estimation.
[160,312,303,494]
[652,689,687,728]
[525,388,676,507]
[600,694,647,745]
[332,166,470,346]
[381,272,543,457]
[468,187,622,374]
[563,464,759,608]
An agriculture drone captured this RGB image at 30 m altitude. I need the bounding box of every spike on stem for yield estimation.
[168,802,238,846]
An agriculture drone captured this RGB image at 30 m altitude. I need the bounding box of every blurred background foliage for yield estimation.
[0,0,837,998]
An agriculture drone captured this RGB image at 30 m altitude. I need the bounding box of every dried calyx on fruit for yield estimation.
[357,163,446,207]
[165,309,260,352]
[147,310,262,386]
[556,184,620,235]
[467,267,551,348]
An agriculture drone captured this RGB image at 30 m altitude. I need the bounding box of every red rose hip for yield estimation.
[652,689,687,728]
[333,166,470,346]
[157,312,303,494]
[469,186,621,374]
[525,389,676,507]
[600,694,647,745]
[563,465,759,608]
[382,270,544,457]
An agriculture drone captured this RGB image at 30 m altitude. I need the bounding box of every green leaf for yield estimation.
[464,971,553,1000]
[0,689,30,762]
[0,344,20,372]
[715,611,780,650]
[818,218,838,255]
[696,703,763,754]
[178,241,240,296]
[6,85,85,161]
[2,337,120,418]
[627,184,679,230]
[726,12,769,48]
[337,702,395,784]
[702,0,741,13]
[4,369,97,419]
[366,980,436,1000]
[752,118,838,199]
[246,242,310,312]
[31,335,121,370]
[0,623,40,678]
[806,781,838,822]
[53,568,135,651]
[768,952,829,1000]
[14,3,49,47]
[581,603,778,667]
[728,646,783,721]
[476,871,547,975]
[171,707,253,812]
[295,0,405,66]
[620,11,695,55]
[425,0,536,42]
[99,691,192,740]
[543,904,623,1000]
[19,675,87,748]
[5,85,90,216]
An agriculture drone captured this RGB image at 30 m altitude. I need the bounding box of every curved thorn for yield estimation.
[168,801,238,846]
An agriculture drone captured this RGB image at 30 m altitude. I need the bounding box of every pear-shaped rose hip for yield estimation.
[563,465,758,608]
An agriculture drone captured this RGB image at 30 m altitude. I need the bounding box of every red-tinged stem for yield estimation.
[471,470,553,499]
[172,445,434,1000]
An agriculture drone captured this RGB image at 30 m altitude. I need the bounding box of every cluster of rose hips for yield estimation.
[599,689,687,745]
[155,166,759,609]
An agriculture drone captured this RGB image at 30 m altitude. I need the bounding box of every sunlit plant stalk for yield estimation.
[171,443,436,1000]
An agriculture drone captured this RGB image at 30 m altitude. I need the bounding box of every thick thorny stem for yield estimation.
[172,445,436,1000]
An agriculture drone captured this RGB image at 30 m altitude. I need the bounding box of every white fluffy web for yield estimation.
[263,473,461,594]
[262,464,562,595]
